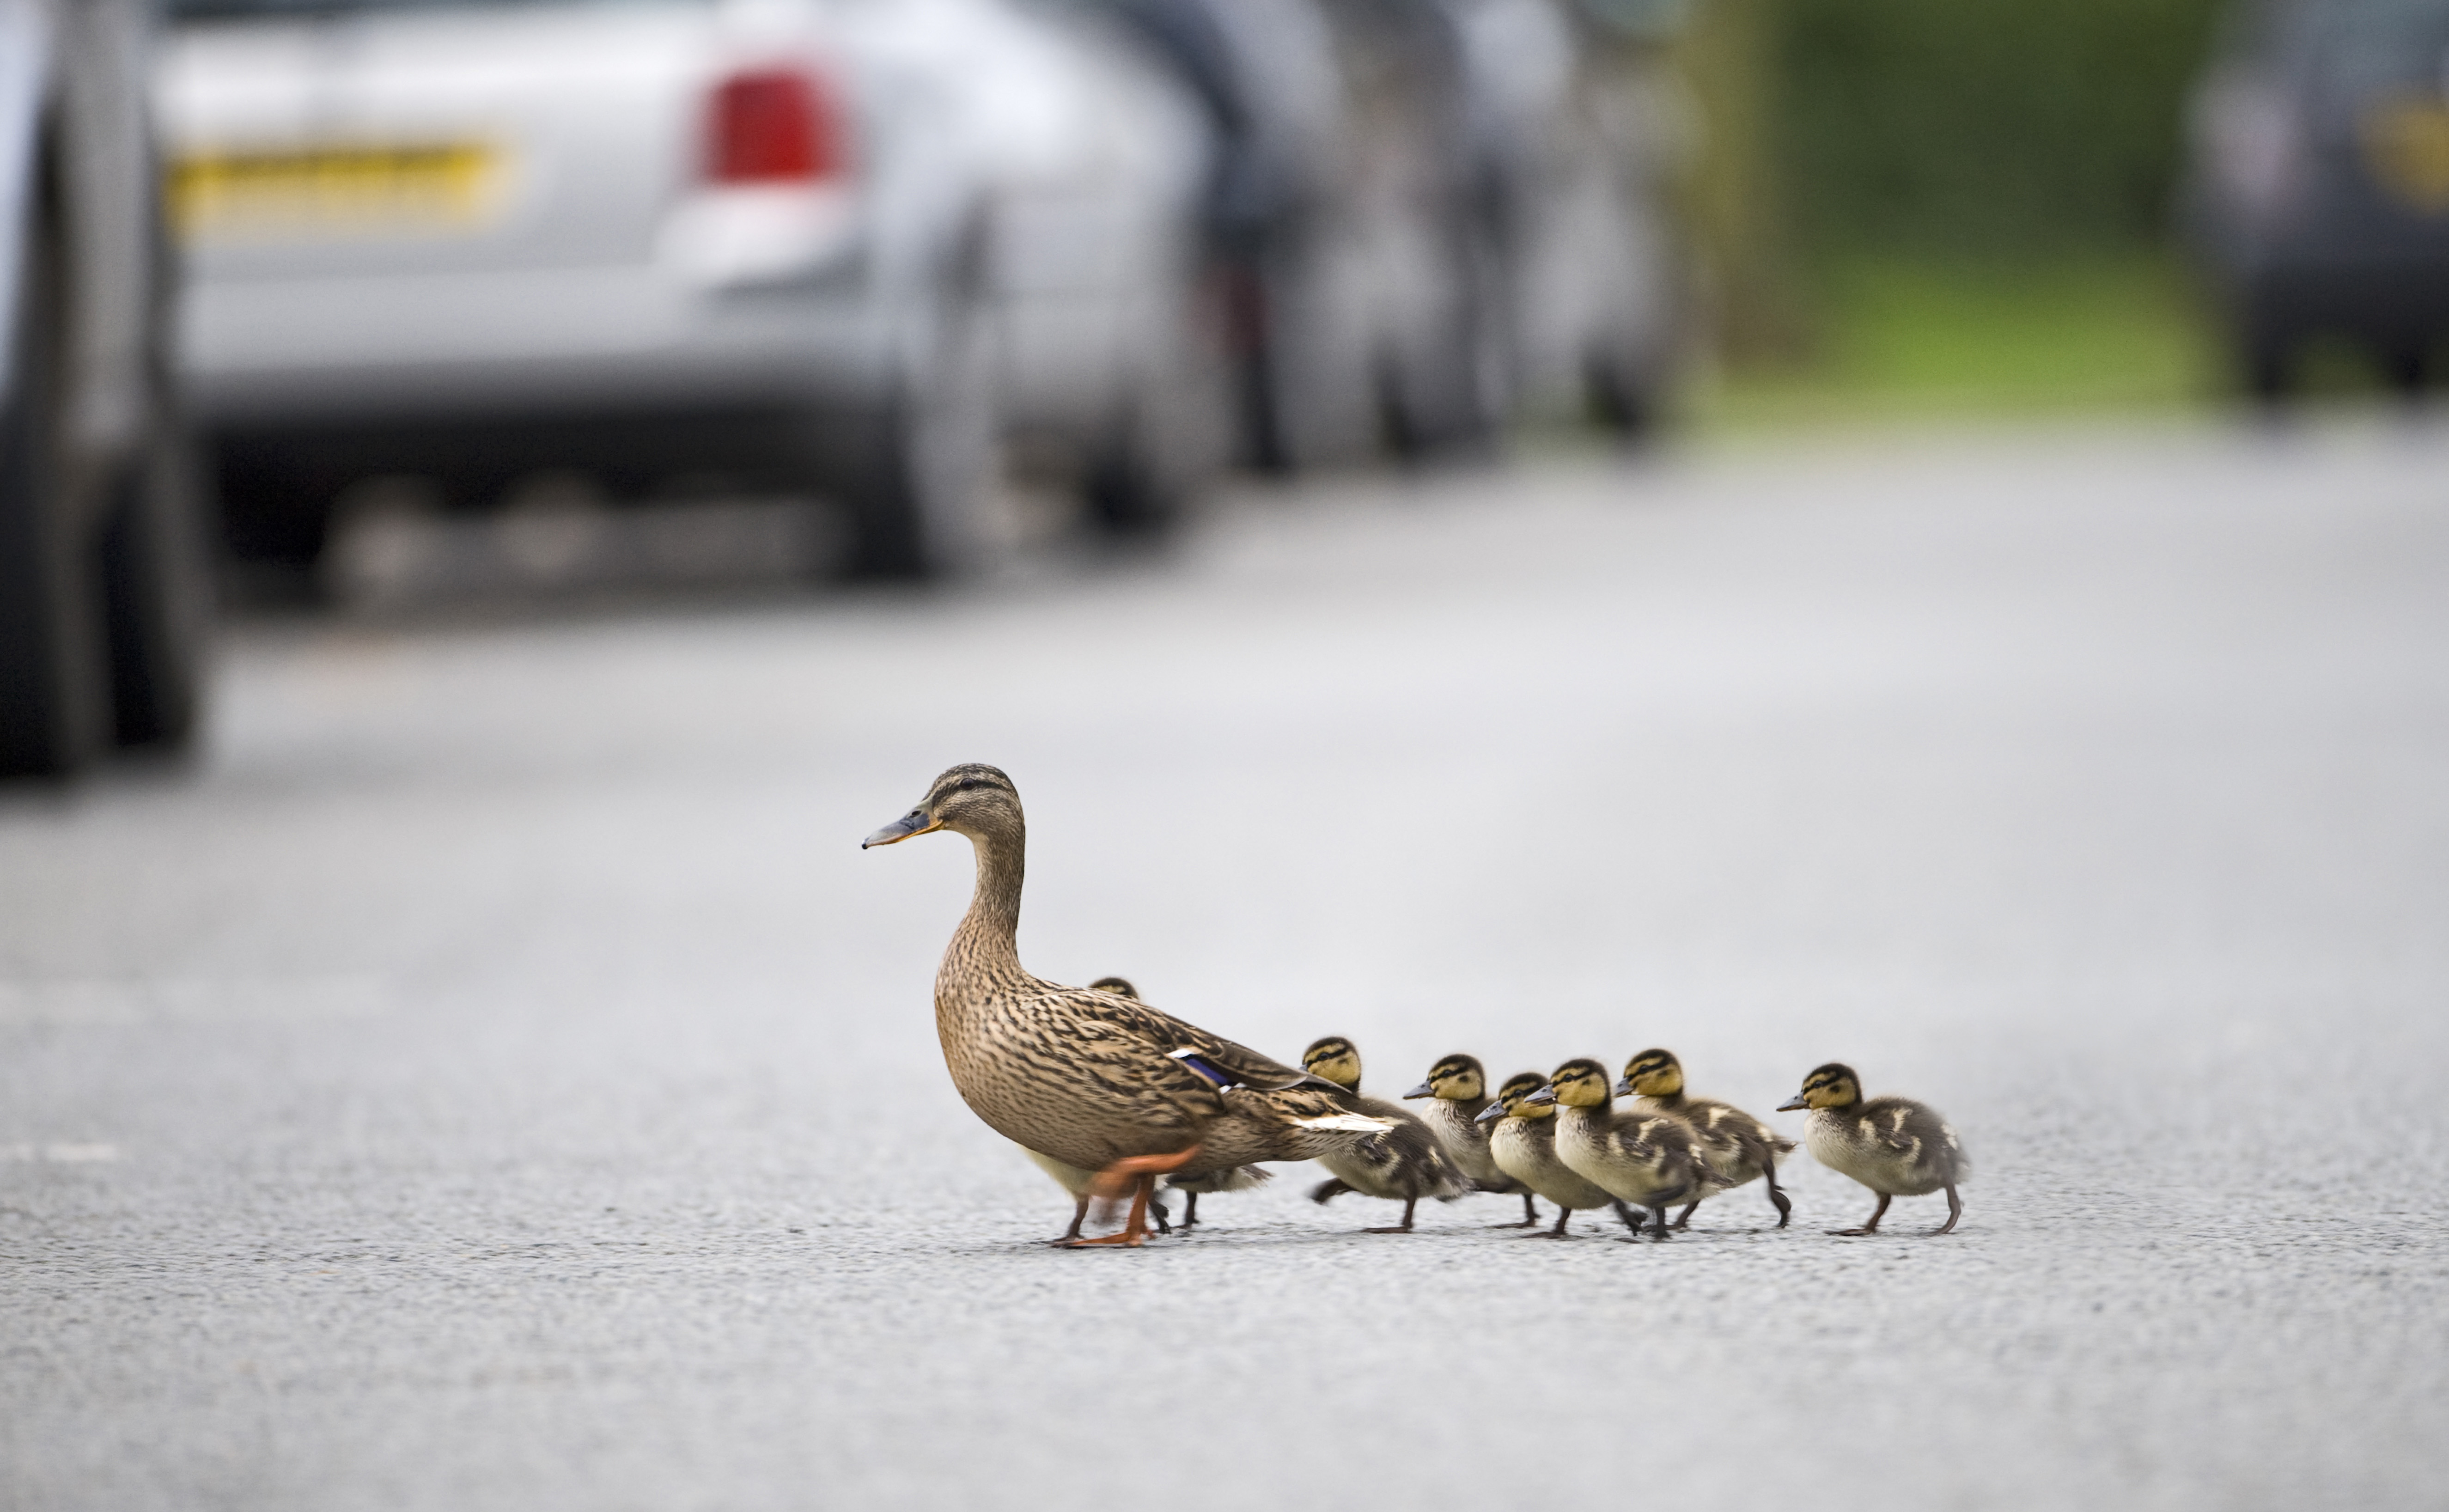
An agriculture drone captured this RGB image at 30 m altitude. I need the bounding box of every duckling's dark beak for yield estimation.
[1776,1094,1809,1111]
[1523,1085,1557,1107]
[1611,1077,1637,1098]
[1400,1081,1435,1100]
[862,810,939,848]
[1474,1101,1507,1124]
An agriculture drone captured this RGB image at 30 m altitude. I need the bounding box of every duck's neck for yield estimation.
[947,815,1026,978]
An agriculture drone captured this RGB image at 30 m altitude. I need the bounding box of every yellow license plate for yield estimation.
[2363,99,2449,215]
[167,142,503,241]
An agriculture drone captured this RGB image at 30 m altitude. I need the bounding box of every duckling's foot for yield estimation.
[1048,1193,1092,1246]
[1610,1201,1644,1235]
[1670,1202,1698,1231]
[1527,1207,1576,1238]
[1644,1205,1673,1239]
[1767,1182,1792,1229]
[1182,1191,1201,1230]
[1361,1197,1419,1234]
[1829,1193,1891,1237]
[1928,1184,1962,1236]
[1309,1178,1353,1206]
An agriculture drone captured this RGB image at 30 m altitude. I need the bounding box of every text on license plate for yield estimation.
[167,143,502,241]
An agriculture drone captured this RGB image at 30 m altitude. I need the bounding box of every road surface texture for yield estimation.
[4,419,2444,1511]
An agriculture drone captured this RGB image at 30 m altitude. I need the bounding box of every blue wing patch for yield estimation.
[1168,1048,1241,1091]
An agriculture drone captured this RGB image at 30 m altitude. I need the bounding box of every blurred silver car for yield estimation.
[2,0,213,777]
[158,0,1222,581]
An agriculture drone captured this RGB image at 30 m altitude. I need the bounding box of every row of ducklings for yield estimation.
[1084,981,1967,1241]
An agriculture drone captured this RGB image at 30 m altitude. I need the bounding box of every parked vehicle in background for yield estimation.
[1098,0,1679,474]
[158,0,1223,586]
[1,0,212,779]
[2186,0,2449,397]
[1452,0,1683,435]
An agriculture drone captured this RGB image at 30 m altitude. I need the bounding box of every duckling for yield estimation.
[1474,1072,1641,1237]
[1526,1058,1727,1239]
[1402,1053,1539,1227]
[863,766,1393,1247]
[1300,1036,1471,1232]
[1616,1049,1796,1229]
[1777,1063,1966,1236]
[1086,976,1273,1232]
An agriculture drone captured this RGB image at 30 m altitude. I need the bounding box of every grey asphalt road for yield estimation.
[4,419,2445,1512]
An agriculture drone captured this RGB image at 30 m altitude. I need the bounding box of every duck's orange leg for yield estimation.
[1066,1146,1202,1249]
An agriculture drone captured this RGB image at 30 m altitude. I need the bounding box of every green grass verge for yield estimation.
[1695,251,2228,431]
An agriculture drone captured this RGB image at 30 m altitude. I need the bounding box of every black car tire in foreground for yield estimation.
[0,1,213,780]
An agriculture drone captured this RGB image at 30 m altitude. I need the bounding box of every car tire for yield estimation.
[838,297,998,580]
[1084,292,1228,536]
[99,397,213,750]
[0,180,112,779]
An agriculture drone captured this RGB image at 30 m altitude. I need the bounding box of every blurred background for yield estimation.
[6,0,2447,735]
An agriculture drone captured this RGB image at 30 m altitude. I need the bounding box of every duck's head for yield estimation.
[1475,1070,1553,1124]
[1778,1062,1862,1112]
[1302,1036,1362,1092]
[862,765,1021,849]
[1523,1058,1613,1110]
[1616,1048,1684,1098]
[1404,1053,1486,1102]
[1089,976,1137,1000]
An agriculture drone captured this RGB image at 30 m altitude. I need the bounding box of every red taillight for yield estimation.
[707,67,844,184]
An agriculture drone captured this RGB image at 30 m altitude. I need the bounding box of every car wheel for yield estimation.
[99,393,214,750]
[1084,293,1229,536]
[0,182,112,779]
[838,298,998,581]
[1585,339,1659,442]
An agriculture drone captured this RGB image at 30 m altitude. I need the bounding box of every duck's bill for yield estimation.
[1610,1078,1637,1098]
[862,810,940,848]
[1400,1081,1435,1100]
[1775,1095,1809,1111]
[1522,1085,1558,1107]
[1474,1101,1507,1124]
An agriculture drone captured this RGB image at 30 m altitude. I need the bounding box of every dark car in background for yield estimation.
[2187,0,2449,395]
[1,0,213,779]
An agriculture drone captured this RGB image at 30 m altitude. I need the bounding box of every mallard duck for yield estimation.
[1525,1058,1726,1239]
[1474,1072,1640,1238]
[1402,1053,1539,1227]
[1300,1036,1470,1232]
[1777,1063,1966,1236]
[864,766,1392,1247]
[1087,976,1272,1232]
[1616,1049,1796,1229]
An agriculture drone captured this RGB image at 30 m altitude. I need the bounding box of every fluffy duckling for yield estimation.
[1301,1036,1470,1232]
[1527,1058,1727,1238]
[1087,975,1275,1231]
[1778,1063,1966,1236]
[1403,1053,1539,1226]
[864,766,1393,1247]
[1616,1049,1796,1229]
[1474,1072,1640,1237]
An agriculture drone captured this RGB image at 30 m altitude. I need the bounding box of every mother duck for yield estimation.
[864,765,1382,1246]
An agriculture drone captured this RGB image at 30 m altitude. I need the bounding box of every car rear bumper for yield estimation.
[179,259,901,425]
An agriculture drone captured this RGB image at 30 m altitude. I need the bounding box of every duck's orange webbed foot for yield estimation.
[1065,1146,1203,1249]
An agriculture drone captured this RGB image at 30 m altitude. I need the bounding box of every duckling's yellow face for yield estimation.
[862,764,1021,848]
[1494,1072,1552,1119]
[1302,1037,1362,1091]
[1778,1063,1860,1111]
[1088,976,1138,1000]
[1619,1049,1683,1098]
[1407,1055,1486,1102]
[1541,1059,1614,1109]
